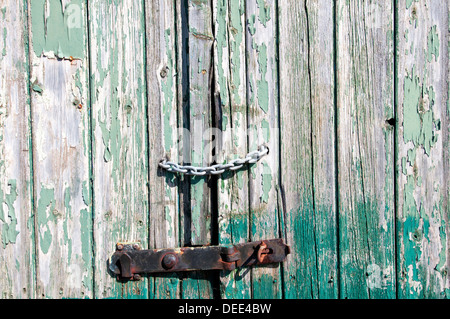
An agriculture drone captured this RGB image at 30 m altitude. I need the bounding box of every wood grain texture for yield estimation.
[28,0,93,299]
[246,0,282,299]
[181,0,215,299]
[213,0,251,299]
[146,0,181,299]
[0,0,35,298]
[89,0,149,299]
[337,0,396,298]
[396,0,449,298]
[2,0,449,300]
[278,0,338,299]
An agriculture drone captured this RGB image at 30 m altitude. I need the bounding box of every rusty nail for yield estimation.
[133,274,142,281]
[162,253,178,270]
[77,103,83,110]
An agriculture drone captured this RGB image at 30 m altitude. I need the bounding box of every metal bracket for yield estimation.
[109,239,290,281]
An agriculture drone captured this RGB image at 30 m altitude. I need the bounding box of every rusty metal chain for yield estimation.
[159,145,269,176]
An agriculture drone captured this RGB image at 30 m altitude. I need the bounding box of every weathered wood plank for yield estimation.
[278,0,338,299]
[89,0,149,299]
[0,0,35,299]
[28,0,93,298]
[181,0,215,299]
[146,0,181,299]
[337,0,396,298]
[246,0,282,299]
[396,0,449,298]
[213,0,251,299]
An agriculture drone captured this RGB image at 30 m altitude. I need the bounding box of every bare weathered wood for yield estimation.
[179,0,215,299]
[278,0,338,299]
[337,0,396,298]
[0,0,34,298]
[146,0,181,299]
[1,0,449,301]
[213,0,251,299]
[89,0,149,299]
[246,0,282,299]
[396,0,449,298]
[28,0,93,298]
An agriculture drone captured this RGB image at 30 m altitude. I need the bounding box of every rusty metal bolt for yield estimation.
[162,253,178,270]
[133,244,140,250]
[116,244,124,251]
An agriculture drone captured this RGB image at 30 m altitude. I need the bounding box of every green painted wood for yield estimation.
[1,0,449,300]
[246,0,282,299]
[0,0,35,299]
[396,0,449,298]
[28,0,93,298]
[146,0,181,299]
[88,0,149,299]
[336,0,396,299]
[213,0,251,299]
[181,0,215,299]
[278,0,338,299]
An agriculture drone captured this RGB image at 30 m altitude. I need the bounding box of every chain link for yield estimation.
[159,145,269,176]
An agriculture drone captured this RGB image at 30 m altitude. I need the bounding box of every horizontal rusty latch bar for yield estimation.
[109,239,290,281]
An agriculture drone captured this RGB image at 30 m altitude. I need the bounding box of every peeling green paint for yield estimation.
[261,162,272,203]
[0,180,19,247]
[256,0,271,27]
[80,208,91,269]
[36,186,56,255]
[32,84,43,94]
[400,174,447,297]
[164,206,173,238]
[403,68,421,144]
[256,44,269,114]
[405,0,418,9]
[247,15,256,36]
[403,68,439,156]
[31,0,84,59]
[261,119,270,141]
[81,181,90,206]
[426,25,439,62]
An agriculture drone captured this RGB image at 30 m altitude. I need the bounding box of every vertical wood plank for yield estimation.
[337,0,396,298]
[181,0,215,299]
[246,0,281,299]
[186,0,213,247]
[0,0,35,298]
[89,0,149,299]
[213,0,251,299]
[278,0,338,299]
[28,0,93,298]
[146,0,181,299]
[396,0,449,298]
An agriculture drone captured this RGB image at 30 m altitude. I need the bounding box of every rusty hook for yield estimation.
[257,241,269,263]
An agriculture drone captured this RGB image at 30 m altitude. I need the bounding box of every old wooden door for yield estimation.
[0,0,448,299]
